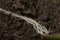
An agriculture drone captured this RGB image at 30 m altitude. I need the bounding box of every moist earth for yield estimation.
[0,0,60,40]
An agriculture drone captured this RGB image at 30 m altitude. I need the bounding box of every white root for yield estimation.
[0,8,49,35]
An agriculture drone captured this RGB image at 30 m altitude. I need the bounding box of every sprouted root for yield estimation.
[0,8,49,35]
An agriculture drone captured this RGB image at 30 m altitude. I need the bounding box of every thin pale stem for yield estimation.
[0,8,49,35]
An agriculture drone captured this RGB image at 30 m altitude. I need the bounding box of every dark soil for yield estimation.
[0,0,60,40]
